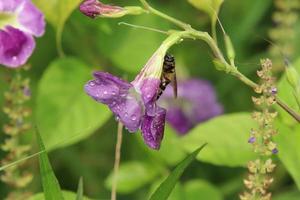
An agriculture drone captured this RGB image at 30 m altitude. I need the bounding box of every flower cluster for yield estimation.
[85,48,167,149]
[268,0,300,69]
[240,59,278,200]
[158,79,223,134]
[1,68,33,199]
[0,0,45,68]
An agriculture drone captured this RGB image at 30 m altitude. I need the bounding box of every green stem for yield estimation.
[138,1,300,123]
[138,0,192,30]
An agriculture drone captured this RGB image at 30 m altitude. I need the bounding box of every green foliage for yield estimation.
[184,180,223,200]
[277,58,300,126]
[76,177,84,200]
[29,191,92,200]
[274,123,300,189]
[181,113,256,167]
[187,0,224,20]
[105,161,161,194]
[273,190,300,200]
[149,144,206,200]
[36,129,64,200]
[35,58,111,149]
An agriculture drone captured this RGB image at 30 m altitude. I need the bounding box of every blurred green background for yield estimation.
[0,0,300,199]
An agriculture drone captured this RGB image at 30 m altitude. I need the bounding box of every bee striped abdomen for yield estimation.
[156,53,176,100]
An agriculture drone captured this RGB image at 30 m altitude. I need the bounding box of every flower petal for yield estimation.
[159,79,223,134]
[85,71,144,132]
[0,26,35,68]
[18,0,45,37]
[110,94,144,132]
[79,0,123,18]
[141,106,166,150]
[166,107,193,135]
[85,71,132,104]
[0,0,22,12]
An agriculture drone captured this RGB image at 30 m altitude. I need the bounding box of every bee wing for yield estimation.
[170,72,177,98]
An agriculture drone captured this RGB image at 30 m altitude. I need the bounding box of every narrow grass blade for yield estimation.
[149,143,207,200]
[76,177,84,200]
[36,129,64,200]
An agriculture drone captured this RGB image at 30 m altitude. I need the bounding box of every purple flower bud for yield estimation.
[79,0,123,18]
[158,79,223,135]
[23,86,31,97]
[0,0,45,68]
[270,87,277,95]
[248,137,256,144]
[272,148,278,154]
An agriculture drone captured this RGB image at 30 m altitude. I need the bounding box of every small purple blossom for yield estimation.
[272,148,278,154]
[158,79,223,134]
[79,0,124,18]
[248,137,256,144]
[270,87,277,95]
[85,48,167,149]
[0,0,45,68]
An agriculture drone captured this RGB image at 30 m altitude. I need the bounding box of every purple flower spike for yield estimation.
[79,0,123,18]
[0,0,45,68]
[158,79,223,135]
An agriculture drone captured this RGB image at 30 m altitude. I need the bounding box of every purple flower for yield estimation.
[85,48,167,149]
[248,137,256,144]
[158,79,223,134]
[0,0,45,68]
[79,0,123,18]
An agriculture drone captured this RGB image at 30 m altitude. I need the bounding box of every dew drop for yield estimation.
[89,81,95,86]
[103,90,108,95]
[124,112,128,117]
[131,115,137,121]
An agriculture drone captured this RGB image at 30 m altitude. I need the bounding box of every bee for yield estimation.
[156,53,177,100]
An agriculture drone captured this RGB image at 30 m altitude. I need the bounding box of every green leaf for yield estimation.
[36,129,64,200]
[187,0,224,20]
[149,144,207,200]
[105,161,160,194]
[76,177,83,200]
[184,180,223,200]
[277,57,300,126]
[274,122,300,189]
[36,57,111,149]
[96,15,168,73]
[29,191,92,200]
[32,0,81,55]
[146,125,187,166]
[181,113,256,167]
[273,190,300,200]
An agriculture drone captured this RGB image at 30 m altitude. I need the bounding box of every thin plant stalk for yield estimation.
[111,122,123,200]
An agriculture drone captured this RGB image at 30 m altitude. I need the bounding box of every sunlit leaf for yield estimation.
[184,180,223,200]
[36,58,111,149]
[277,57,300,126]
[181,113,256,167]
[36,129,64,200]
[105,161,161,194]
[32,0,81,55]
[274,123,300,189]
[29,191,92,200]
[149,144,206,200]
[76,177,83,200]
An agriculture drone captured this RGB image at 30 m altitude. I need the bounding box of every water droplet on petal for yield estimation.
[112,91,116,95]
[131,115,137,121]
[124,112,128,117]
[89,81,95,86]
[12,56,17,61]
[103,90,108,95]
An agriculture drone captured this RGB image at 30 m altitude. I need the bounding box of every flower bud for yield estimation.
[79,0,144,19]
